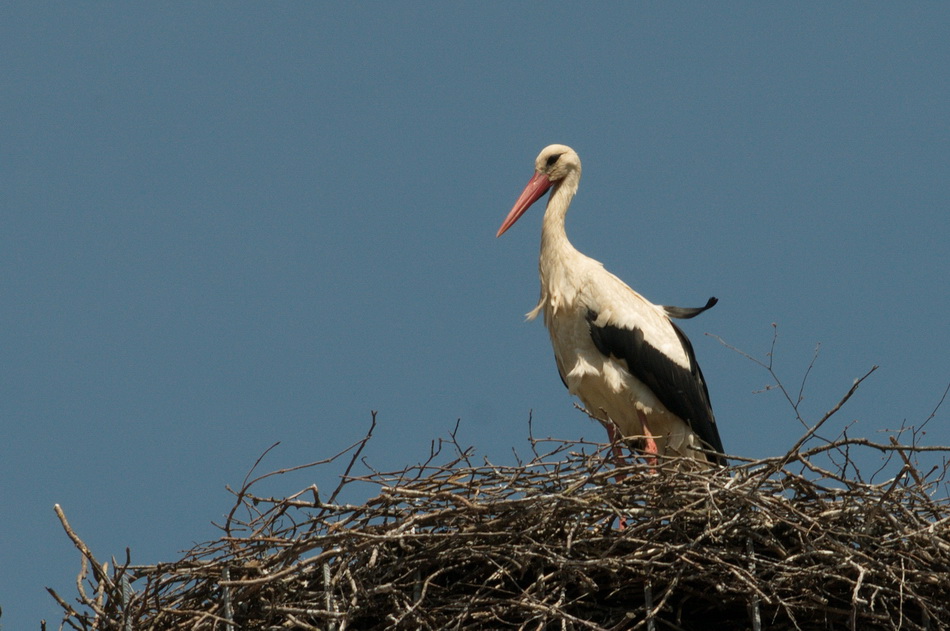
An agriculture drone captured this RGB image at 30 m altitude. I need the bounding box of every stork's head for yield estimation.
[496,144,581,237]
[533,144,580,183]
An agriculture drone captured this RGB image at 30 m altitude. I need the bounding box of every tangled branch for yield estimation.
[48,345,950,630]
[49,427,950,630]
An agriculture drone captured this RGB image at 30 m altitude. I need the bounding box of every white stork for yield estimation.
[497,144,725,466]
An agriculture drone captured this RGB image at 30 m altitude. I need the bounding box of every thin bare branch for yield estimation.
[50,420,950,631]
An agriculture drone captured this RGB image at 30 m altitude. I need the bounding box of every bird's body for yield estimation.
[498,145,725,466]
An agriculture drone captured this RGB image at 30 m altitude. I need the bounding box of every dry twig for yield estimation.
[47,339,950,630]
[48,420,950,631]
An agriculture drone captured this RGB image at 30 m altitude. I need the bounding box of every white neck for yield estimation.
[535,172,585,314]
[540,173,580,258]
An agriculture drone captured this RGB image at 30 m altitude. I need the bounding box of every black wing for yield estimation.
[662,296,718,320]
[586,309,725,464]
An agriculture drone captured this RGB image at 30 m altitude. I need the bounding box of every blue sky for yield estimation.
[2,4,948,627]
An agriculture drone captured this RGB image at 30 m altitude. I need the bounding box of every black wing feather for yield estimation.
[662,296,718,320]
[586,309,725,464]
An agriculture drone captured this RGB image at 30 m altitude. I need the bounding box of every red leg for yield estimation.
[604,423,629,530]
[637,410,659,468]
[605,422,629,481]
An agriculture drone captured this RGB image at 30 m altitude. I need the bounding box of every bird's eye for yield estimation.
[546,154,561,168]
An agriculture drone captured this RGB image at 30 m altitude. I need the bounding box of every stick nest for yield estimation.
[49,412,950,631]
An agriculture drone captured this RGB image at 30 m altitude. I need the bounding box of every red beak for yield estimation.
[496,172,553,237]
